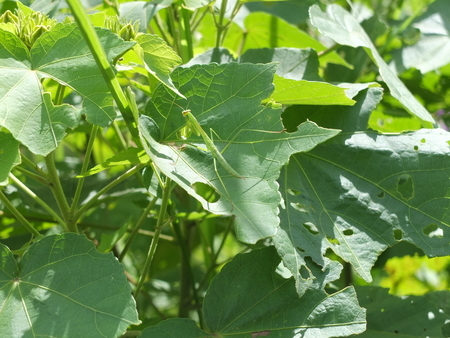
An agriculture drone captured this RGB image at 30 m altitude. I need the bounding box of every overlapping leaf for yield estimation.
[0,132,20,186]
[391,0,450,74]
[0,233,140,337]
[140,62,340,243]
[309,4,435,126]
[139,247,366,337]
[274,87,450,292]
[0,22,134,155]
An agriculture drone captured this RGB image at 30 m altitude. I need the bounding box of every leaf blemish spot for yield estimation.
[414,145,419,151]
[303,222,319,235]
[343,229,353,236]
[377,191,385,198]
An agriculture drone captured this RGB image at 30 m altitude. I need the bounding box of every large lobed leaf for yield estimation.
[0,233,140,337]
[0,23,134,155]
[274,87,450,294]
[139,62,340,244]
[139,247,366,337]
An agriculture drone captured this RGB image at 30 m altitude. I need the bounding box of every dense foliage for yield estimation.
[1,0,450,336]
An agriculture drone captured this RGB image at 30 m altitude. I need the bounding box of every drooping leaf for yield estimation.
[139,62,340,244]
[0,233,140,337]
[0,131,21,186]
[309,4,435,126]
[140,247,366,337]
[77,147,149,177]
[0,22,135,155]
[354,286,449,337]
[274,87,450,289]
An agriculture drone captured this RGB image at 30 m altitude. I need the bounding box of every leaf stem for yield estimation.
[119,196,157,261]
[73,164,146,222]
[44,153,73,231]
[0,190,41,237]
[134,177,172,297]
[9,173,66,228]
[66,0,141,146]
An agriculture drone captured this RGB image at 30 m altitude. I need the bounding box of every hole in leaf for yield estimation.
[287,189,301,196]
[303,222,319,235]
[421,138,426,143]
[192,182,219,203]
[343,229,353,236]
[394,229,403,241]
[394,330,399,334]
[413,145,419,151]
[296,246,305,253]
[396,174,414,200]
[380,308,385,312]
[299,265,310,279]
[423,223,443,238]
[377,191,385,198]
[291,203,308,213]
[326,236,340,245]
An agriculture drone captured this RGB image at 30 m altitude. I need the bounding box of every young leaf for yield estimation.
[0,233,140,337]
[139,62,340,244]
[309,4,435,126]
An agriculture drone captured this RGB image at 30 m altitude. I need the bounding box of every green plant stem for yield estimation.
[179,2,193,61]
[172,220,204,327]
[44,153,73,231]
[14,166,49,186]
[112,121,128,150]
[9,173,66,228]
[73,163,146,223]
[66,0,141,146]
[119,196,157,261]
[134,178,172,297]
[214,0,228,47]
[154,13,171,45]
[167,4,182,54]
[0,190,41,237]
[20,154,48,178]
[70,125,98,216]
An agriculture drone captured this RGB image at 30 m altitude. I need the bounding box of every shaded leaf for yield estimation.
[140,63,340,244]
[0,233,140,337]
[0,132,21,186]
[140,247,366,337]
[309,4,435,125]
[355,286,449,337]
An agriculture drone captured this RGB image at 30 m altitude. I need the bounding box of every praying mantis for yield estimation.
[182,109,243,179]
[125,87,243,179]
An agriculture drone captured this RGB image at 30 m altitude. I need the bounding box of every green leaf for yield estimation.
[0,233,140,337]
[0,23,134,155]
[140,247,366,337]
[274,87,450,288]
[134,34,183,97]
[77,147,149,177]
[98,220,130,253]
[0,131,21,186]
[119,0,174,32]
[309,4,435,126]
[139,63,340,244]
[242,12,352,68]
[391,0,450,74]
[270,75,356,105]
[239,47,322,81]
[355,286,449,337]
